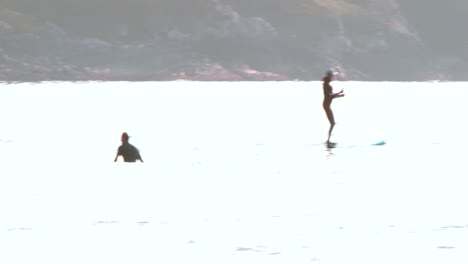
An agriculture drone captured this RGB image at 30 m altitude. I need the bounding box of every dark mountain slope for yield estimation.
[0,0,466,81]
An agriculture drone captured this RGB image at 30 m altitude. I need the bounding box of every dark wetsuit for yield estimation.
[117,142,142,162]
[323,79,335,125]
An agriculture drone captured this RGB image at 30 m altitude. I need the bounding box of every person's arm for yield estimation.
[114,147,121,162]
[332,89,345,98]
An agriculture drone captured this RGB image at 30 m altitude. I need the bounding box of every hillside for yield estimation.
[0,0,466,81]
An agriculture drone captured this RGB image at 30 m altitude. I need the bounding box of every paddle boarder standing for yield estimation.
[323,69,345,142]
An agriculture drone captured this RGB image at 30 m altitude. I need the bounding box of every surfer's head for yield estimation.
[121,132,129,143]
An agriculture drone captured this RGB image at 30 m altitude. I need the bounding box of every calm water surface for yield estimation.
[0,81,467,264]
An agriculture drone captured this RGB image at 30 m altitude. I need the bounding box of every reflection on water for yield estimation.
[325,141,336,157]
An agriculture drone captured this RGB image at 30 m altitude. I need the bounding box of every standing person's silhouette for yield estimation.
[322,69,345,142]
[114,132,144,163]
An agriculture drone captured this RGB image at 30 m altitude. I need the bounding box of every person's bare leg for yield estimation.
[325,107,335,142]
[327,123,335,142]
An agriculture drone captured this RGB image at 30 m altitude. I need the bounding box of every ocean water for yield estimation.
[0,81,467,264]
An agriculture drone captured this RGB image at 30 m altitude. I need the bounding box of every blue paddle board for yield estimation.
[326,140,386,148]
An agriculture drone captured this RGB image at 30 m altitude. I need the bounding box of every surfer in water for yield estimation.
[114,132,144,163]
[323,69,345,143]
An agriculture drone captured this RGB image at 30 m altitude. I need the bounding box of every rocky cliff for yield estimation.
[0,0,466,81]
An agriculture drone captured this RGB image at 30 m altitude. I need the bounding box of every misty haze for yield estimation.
[1,0,467,81]
[2,2,468,264]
